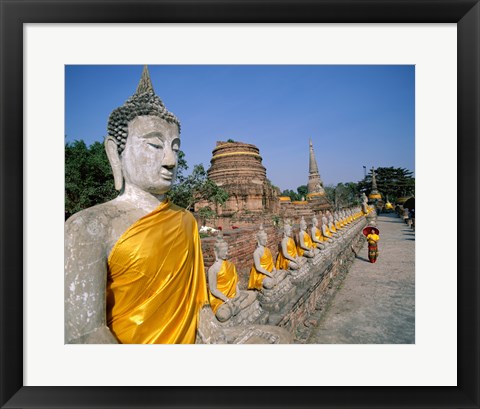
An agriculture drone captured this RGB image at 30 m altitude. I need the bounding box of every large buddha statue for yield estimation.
[65,66,208,344]
[207,233,259,323]
[248,225,295,312]
[296,216,318,258]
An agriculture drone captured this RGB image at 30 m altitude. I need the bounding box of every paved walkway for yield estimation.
[307,213,415,344]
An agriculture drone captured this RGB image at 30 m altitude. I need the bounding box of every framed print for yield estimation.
[1,0,479,408]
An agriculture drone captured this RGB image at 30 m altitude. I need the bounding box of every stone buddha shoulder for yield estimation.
[207,233,267,326]
[248,225,296,312]
[64,66,208,344]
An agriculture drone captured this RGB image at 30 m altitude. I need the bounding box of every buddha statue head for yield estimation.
[214,233,229,261]
[104,66,181,195]
[299,216,307,231]
[283,220,292,238]
[256,224,267,246]
[312,216,318,227]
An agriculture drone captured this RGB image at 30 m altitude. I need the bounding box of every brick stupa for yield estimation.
[204,141,279,215]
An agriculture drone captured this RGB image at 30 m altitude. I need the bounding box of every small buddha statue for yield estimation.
[327,211,338,234]
[276,221,301,270]
[248,225,287,290]
[361,193,369,214]
[296,216,318,258]
[248,225,296,313]
[321,212,335,242]
[207,233,257,323]
[310,216,326,250]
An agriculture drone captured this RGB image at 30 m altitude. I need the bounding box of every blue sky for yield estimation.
[65,65,414,191]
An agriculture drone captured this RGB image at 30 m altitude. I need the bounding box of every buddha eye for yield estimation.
[147,142,163,149]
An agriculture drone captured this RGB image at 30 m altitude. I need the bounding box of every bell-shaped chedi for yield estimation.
[205,140,279,214]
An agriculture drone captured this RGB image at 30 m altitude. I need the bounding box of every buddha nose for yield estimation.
[162,146,177,169]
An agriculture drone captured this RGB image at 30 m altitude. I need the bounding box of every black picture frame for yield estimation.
[1,1,479,408]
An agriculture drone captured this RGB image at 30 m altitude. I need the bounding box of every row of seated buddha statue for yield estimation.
[206,206,367,327]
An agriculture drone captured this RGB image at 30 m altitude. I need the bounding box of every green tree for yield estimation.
[168,164,229,211]
[357,167,415,202]
[296,185,308,199]
[280,189,300,201]
[65,140,117,219]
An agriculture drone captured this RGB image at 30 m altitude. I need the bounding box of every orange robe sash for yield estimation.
[208,260,238,313]
[106,200,208,344]
[248,247,274,290]
[276,238,297,270]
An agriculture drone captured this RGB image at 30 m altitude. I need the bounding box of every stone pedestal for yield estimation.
[257,276,297,313]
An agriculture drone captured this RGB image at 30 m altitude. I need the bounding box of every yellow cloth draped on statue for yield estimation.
[314,229,325,242]
[335,221,342,230]
[276,238,298,270]
[330,224,337,233]
[106,200,208,344]
[248,247,274,290]
[208,260,238,313]
[297,232,315,256]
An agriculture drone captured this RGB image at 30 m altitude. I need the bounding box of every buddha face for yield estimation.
[312,218,318,227]
[121,115,180,195]
[215,243,229,260]
[300,221,307,231]
[284,225,292,237]
[257,232,267,246]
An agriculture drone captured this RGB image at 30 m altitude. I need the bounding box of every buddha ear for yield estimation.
[104,136,123,191]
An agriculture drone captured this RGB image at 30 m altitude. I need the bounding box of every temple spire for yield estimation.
[307,139,325,196]
[371,167,378,192]
[368,166,382,200]
[135,65,155,95]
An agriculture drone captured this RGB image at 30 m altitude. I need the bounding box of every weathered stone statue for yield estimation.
[321,212,335,242]
[207,233,262,324]
[64,66,208,344]
[248,225,296,312]
[326,211,338,235]
[296,216,317,258]
[276,220,310,286]
[276,221,301,270]
[310,216,326,250]
[248,225,287,290]
[361,192,369,214]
